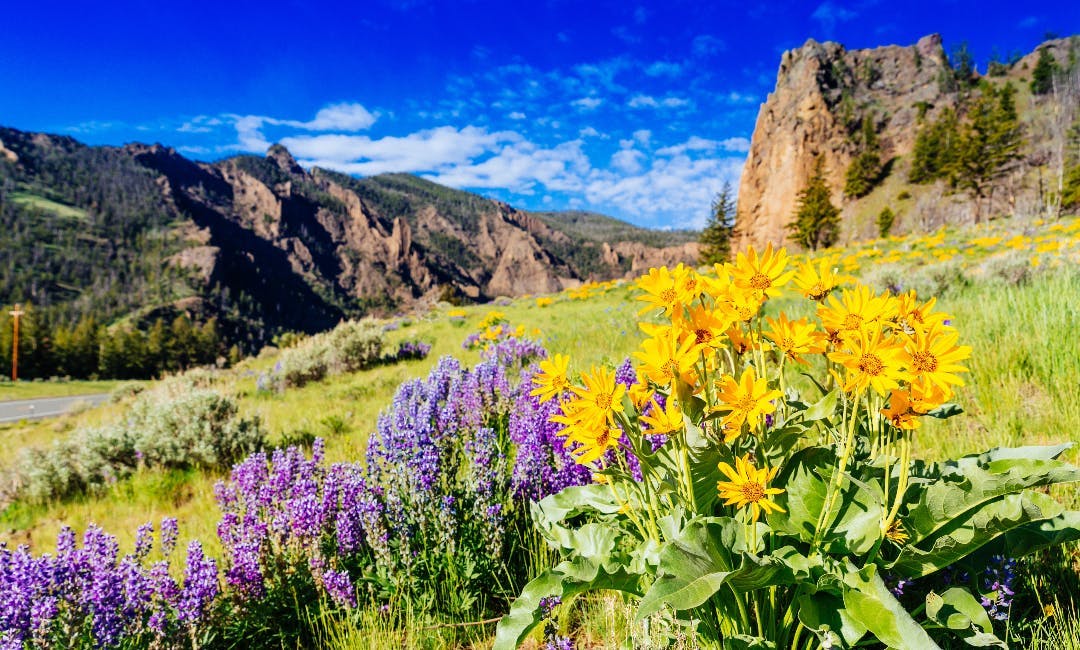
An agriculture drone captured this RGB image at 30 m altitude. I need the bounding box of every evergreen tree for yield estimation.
[788,158,840,251]
[877,206,896,238]
[909,108,960,184]
[1031,46,1057,95]
[699,182,737,264]
[952,83,1023,220]
[951,42,977,88]
[844,116,883,198]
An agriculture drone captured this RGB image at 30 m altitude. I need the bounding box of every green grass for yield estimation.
[9,191,87,220]
[0,379,132,401]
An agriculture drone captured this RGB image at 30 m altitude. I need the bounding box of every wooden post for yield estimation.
[9,304,23,382]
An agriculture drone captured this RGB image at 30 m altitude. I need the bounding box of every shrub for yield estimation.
[277,320,384,388]
[9,388,263,504]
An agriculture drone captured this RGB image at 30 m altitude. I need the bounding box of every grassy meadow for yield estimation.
[1,214,1079,648]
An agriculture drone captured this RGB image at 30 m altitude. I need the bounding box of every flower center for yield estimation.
[553,376,570,391]
[683,277,698,293]
[595,392,613,411]
[842,313,864,331]
[595,428,610,446]
[912,351,938,373]
[808,282,827,300]
[736,395,758,414]
[749,273,772,290]
[662,359,680,378]
[695,328,713,345]
[660,288,678,304]
[740,481,765,502]
[857,353,884,376]
[780,337,794,351]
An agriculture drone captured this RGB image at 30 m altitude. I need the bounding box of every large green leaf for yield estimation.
[905,444,1080,543]
[797,591,868,648]
[769,446,883,554]
[841,563,941,649]
[637,518,794,619]
[891,490,1064,577]
[492,556,643,650]
[925,587,1006,648]
[530,484,625,552]
[976,510,1080,558]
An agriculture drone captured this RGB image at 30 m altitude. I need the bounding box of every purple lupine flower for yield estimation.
[177,541,218,626]
[320,569,357,608]
[544,637,575,650]
[134,522,154,560]
[160,518,179,557]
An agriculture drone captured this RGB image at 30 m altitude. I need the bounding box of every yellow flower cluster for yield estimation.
[529,241,975,522]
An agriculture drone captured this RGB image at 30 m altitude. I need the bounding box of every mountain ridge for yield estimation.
[0,127,699,349]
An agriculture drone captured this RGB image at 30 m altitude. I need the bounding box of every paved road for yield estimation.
[0,394,109,423]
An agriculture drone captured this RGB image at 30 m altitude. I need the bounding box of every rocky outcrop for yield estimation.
[735,34,953,249]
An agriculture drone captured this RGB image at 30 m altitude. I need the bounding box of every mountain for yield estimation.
[735,34,1080,249]
[0,128,698,349]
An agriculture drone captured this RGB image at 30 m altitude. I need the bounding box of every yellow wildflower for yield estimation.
[716,455,785,522]
[530,353,571,403]
[817,284,898,341]
[636,266,685,316]
[732,244,796,299]
[639,398,684,435]
[828,327,908,396]
[635,329,699,389]
[793,257,843,301]
[902,323,971,396]
[764,313,827,365]
[714,366,782,439]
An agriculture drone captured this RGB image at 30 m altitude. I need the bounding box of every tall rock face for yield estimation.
[735,34,953,249]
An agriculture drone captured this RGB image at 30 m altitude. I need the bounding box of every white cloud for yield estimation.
[628,95,692,110]
[508,111,527,120]
[656,135,751,156]
[645,61,682,77]
[611,148,644,174]
[281,126,521,176]
[628,94,659,108]
[571,97,603,110]
[302,103,377,131]
[578,126,602,138]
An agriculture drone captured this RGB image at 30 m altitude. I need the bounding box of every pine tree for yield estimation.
[1031,46,1057,95]
[844,116,883,198]
[877,206,896,237]
[789,158,840,251]
[699,182,737,264]
[952,83,1023,220]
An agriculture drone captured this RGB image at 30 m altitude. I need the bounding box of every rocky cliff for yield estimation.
[735,34,1080,249]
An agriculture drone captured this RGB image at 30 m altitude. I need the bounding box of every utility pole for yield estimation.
[9,304,23,382]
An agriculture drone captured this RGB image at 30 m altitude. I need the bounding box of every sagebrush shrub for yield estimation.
[277,320,384,388]
[10,387,263,504]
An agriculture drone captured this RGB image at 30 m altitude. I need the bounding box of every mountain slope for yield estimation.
[0,128,698,348]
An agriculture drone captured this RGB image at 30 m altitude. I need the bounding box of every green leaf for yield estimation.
[904,445,1080,544]
[891,490,1065,577]
[492,557,642,650]
[637,518,793,619]
[926,403,964,419]
[797,592,868,648]
[925,588,1007,648]
[841,563,941,649]
[977,510,1080,558]
[802,388,840,422]
[530,484,625,552]
[769,446,883,554]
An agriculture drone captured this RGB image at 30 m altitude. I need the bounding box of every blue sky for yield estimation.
[1,1,1076,229]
